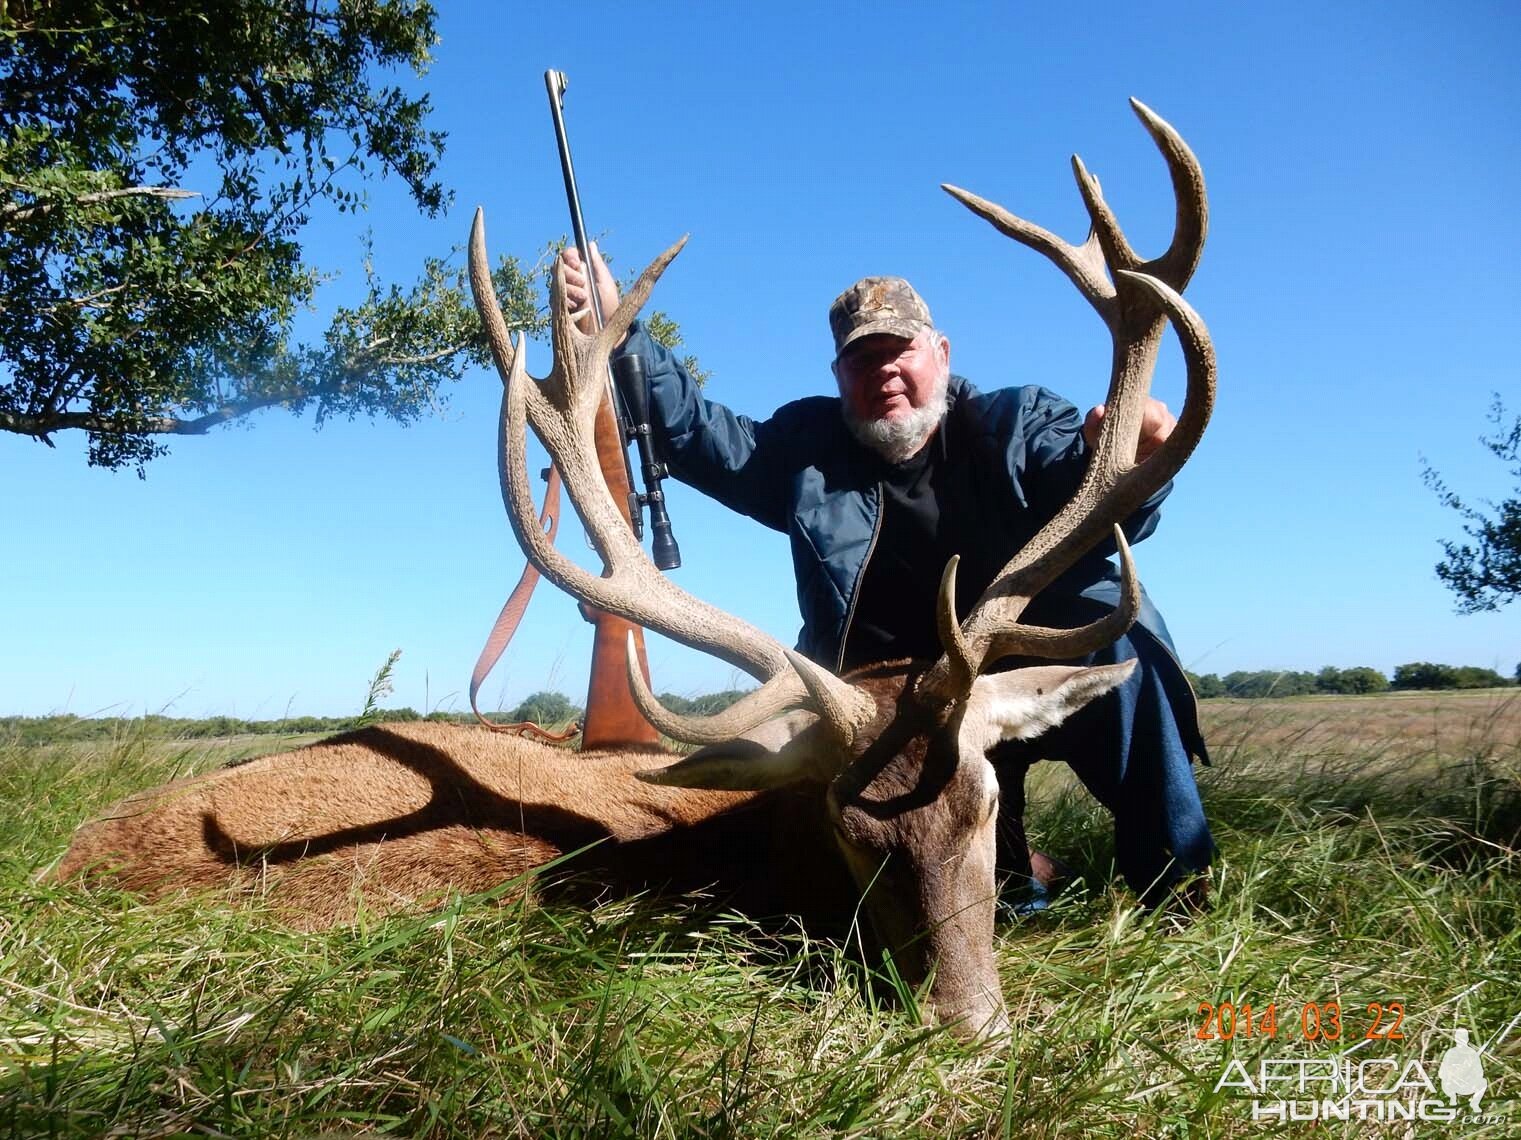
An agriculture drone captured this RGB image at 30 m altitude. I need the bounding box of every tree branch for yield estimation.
[0,396,288,439]
[36,281,136,313]
[0,187,199,223]
[362,342,467,368]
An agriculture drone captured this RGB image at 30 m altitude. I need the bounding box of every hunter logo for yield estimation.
[1437,1029,1487,1113]
[1212,1025,1503,1125]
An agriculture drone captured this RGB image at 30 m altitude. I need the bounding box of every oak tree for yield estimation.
[0,0,541,473]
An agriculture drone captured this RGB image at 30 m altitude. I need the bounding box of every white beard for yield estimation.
[843,366,950,463]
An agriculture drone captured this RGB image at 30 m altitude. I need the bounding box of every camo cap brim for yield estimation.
[829,276,934,360]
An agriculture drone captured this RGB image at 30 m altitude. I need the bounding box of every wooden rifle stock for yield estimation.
[581,392,661,747]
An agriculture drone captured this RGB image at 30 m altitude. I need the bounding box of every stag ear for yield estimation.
[636,711,841,790]
[964,661,1137,748]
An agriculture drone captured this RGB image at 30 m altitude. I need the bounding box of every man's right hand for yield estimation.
[560,243,621,336]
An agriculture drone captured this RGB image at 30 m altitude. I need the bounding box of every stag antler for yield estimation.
[919,100,1216,702]
[468,211,876,747]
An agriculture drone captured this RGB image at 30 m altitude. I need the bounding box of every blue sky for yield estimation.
[5,0,1518,719]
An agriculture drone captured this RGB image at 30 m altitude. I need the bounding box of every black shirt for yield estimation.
[841,431,970,670]
[837,416,1113,672]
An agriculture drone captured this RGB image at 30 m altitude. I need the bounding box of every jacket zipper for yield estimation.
[834,481,885,674]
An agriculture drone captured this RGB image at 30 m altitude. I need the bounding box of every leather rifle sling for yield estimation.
[468,463,579,742]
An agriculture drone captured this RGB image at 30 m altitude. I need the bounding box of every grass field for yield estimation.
[2,690,1518,1137]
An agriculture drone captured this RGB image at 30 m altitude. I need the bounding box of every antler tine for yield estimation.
[935,555,975,696]
[623,632,813,744]
[1129,98,1208,289]
[591,235,688,364]
[930,528,1141,693]
[966,527,1142,667]
[785,649,875,745]
[470,207,520,387]
[941,183,1113,312]
[1115,270,1216,485]
[470,210,876,745]
[919,104,1214,703]
[922,271,1214,700]
[511,379,823,738]
[1071,154,1140,282]
[944,101,1207,321]
[494,267,781,680]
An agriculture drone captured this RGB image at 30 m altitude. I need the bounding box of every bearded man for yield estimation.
[563,246,1213,909]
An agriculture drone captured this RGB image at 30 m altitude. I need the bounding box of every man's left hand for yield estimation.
[1083,398,1176,462]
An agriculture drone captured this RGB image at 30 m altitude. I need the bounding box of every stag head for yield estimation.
[468,98,1213,1040]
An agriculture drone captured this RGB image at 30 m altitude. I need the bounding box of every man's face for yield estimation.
[833,331,951,425]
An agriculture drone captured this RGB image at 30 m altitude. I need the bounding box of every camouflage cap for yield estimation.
[829,276,934,359]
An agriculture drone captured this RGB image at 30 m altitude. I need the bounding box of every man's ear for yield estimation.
[636,711,843,790]
[936,332,951,369]
[965,661,1136,747]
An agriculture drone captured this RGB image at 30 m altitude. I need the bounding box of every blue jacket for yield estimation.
[619,321,1185,672]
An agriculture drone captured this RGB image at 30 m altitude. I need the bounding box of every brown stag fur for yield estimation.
[52,664,1023,1034]
[50,674,954,935]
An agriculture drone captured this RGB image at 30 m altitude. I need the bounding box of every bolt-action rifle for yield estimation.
[469,71,683,746]
[545,69,680,747]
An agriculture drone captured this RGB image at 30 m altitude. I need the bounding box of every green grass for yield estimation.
[2,703,1519,1137]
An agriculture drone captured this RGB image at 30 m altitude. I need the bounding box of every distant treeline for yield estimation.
[0,689,754,745]
[477,688,754,727]
[1183,662,1517,699]
[5,668,1512,743]
[0,711,442,746]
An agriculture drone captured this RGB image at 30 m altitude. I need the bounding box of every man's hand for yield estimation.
[560,242,621,336]
[1082,398,1176,462]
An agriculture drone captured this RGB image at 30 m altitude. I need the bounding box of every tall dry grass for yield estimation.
[2,693,1517,1136]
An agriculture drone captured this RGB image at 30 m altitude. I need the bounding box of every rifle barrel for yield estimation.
[544,69,641,537]
[544,70,606,330]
